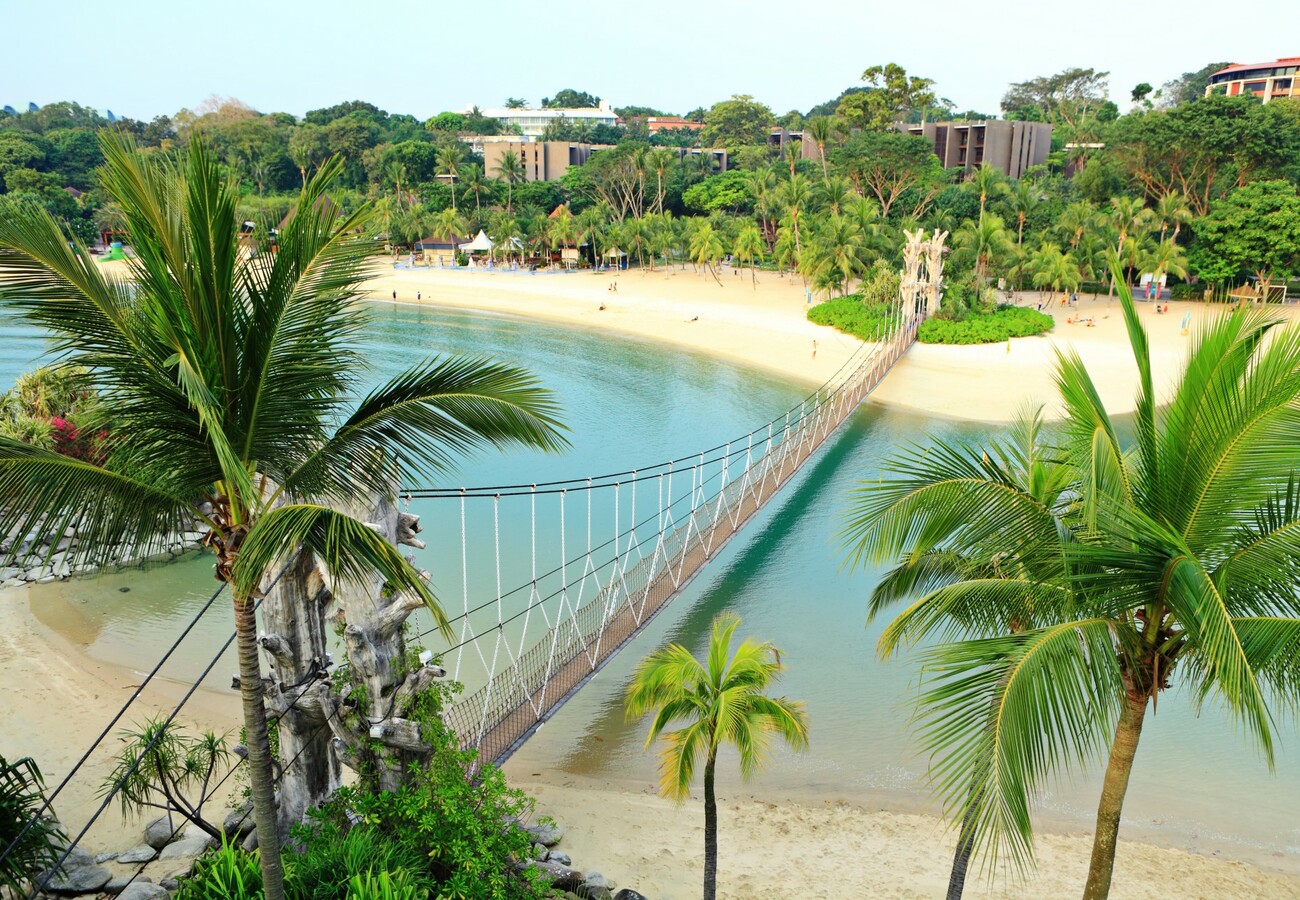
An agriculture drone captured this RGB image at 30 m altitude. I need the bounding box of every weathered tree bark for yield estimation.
[322,481,442,793]
[257,548,339,838]
[1083,691,1149,900]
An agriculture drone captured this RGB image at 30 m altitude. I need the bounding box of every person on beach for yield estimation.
[812,340,817,359]
[392,290,396,300]
[416,291,421,301]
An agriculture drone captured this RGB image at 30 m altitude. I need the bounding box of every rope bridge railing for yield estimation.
[420,316,919,767]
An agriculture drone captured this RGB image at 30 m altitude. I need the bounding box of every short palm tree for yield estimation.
[688,221,725,284]
[732,223,765,288]
[625,613,809,900]
[966,164,1008,222]
[436,144,464,211]
[843,279,1300,899]
[0,134,566,900]
[953,213,1014,289]
[1028,241,1081,304]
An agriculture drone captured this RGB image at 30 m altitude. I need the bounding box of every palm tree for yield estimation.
[576,205,607,268]
[646,148,677,215]
[813,214,865,296]
[1002,180,1041,246]
[953,213,1014,289]
[1153,190,1192,244]
[625,613,809,900]
[1056,200,1097,252]
[436,144,463,211]
[1141,238,1188,293]
[458,164,488,223]
[0,134,566,900]
[805,116,835,181]
[966,164,1008,223]
[493,151,525,214]
[1107,196,1156,284]
[689,221,725,284]
[843,281,1300,899]
[775,174,811,260]
[732,223,765,288]
[813,176,855,217]
[1028,242,1080,304]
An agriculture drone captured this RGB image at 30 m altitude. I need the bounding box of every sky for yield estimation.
[3,0,1294,122]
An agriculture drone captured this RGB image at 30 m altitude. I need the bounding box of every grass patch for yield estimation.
[918,306,1054,345]
[807,294,899,341]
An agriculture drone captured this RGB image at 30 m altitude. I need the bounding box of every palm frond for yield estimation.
[915,619,1122,872]
[286,356,567,500]
[0,438,195,568]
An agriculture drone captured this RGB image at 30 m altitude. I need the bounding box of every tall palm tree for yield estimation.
[813,176,855,217]
[0,134,566,900]
[625,613,809,900]
[492,151,525,214]
[775,174,811,260]
[843,280,1300,899]
[1107,196,1156,283]
[805,116,835,181]
[645,148,676,215]
[436,144,463,211]
[1141,238,1189,292]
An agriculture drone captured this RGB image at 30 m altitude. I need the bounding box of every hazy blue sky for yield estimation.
[3,0,1292,121]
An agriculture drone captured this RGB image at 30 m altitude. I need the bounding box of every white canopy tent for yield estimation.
[459,230,494,253]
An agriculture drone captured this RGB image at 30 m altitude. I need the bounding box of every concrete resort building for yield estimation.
[903,120,1052,179]
[468,101,619,139]
[1206,57,1300,103]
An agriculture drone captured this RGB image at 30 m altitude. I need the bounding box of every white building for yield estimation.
[468,100,618,139]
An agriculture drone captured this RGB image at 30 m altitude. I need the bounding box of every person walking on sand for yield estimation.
[416,291,421,301]
[812,340,818,359]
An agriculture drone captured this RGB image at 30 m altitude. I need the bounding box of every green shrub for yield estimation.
[1169,283,1206,300]
[1079,279,1110,295]
[807,295,899,341]
[345,869,429,900]
[918,306,1054,345]
[0,754,61,895]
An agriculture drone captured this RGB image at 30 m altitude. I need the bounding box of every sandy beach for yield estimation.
[4,261,1299,896]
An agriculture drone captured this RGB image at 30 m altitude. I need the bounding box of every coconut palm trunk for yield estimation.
[703,749,719,900]
[233,592,285,895]
[1083,691,1149,900]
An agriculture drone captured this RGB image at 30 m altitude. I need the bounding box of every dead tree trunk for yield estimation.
[317,482,445,793]
[256,548,340,838]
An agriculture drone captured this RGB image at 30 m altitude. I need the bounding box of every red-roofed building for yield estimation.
[639,116,704,133]
[1206,57,1300,102]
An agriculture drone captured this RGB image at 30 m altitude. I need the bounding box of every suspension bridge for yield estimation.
[419,310,920,768]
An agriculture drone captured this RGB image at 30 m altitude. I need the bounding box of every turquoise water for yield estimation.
[6,302,1299,871]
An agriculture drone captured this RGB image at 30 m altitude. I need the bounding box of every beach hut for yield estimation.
[415,235,465,267]
[459,230,495,267]
[603,247,628,270]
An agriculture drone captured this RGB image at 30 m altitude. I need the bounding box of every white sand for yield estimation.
[5,263,1299,895]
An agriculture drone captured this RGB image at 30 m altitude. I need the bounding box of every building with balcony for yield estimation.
[1205,58,1300,102]
[903,120,1051,178]
[479,138,728,182]
[469,101,619,139]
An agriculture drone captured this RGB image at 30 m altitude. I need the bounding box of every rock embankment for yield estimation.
[513,816,648,900]
[1,524,207,589]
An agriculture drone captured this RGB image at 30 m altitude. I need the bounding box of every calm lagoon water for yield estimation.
[6,302,1298,869]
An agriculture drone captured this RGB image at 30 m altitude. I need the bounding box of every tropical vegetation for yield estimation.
[0,132,565,900]
[843,278,1300,898]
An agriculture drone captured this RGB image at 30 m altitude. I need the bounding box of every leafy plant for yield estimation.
[313,723,549,900]
[344,869,430,900]
[0,754,61,895]
[102,718,234,840]
[176,839,262,900]
[285,818,432,900]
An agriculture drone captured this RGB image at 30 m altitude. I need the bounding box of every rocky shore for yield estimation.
[1,526,206,589]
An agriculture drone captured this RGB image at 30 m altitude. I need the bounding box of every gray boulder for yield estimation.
[522,819,564,846]
[158,833,214,859]
[525,859,585,891]
[143,816,175,849]
[43,854,112,895]
[116,844,157,864]
[104,873,152,894]
[548,850,572,866]
[614,891,648,900]
[118,884,170,900]
[223,805,255,839]
[584,872,613,890]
